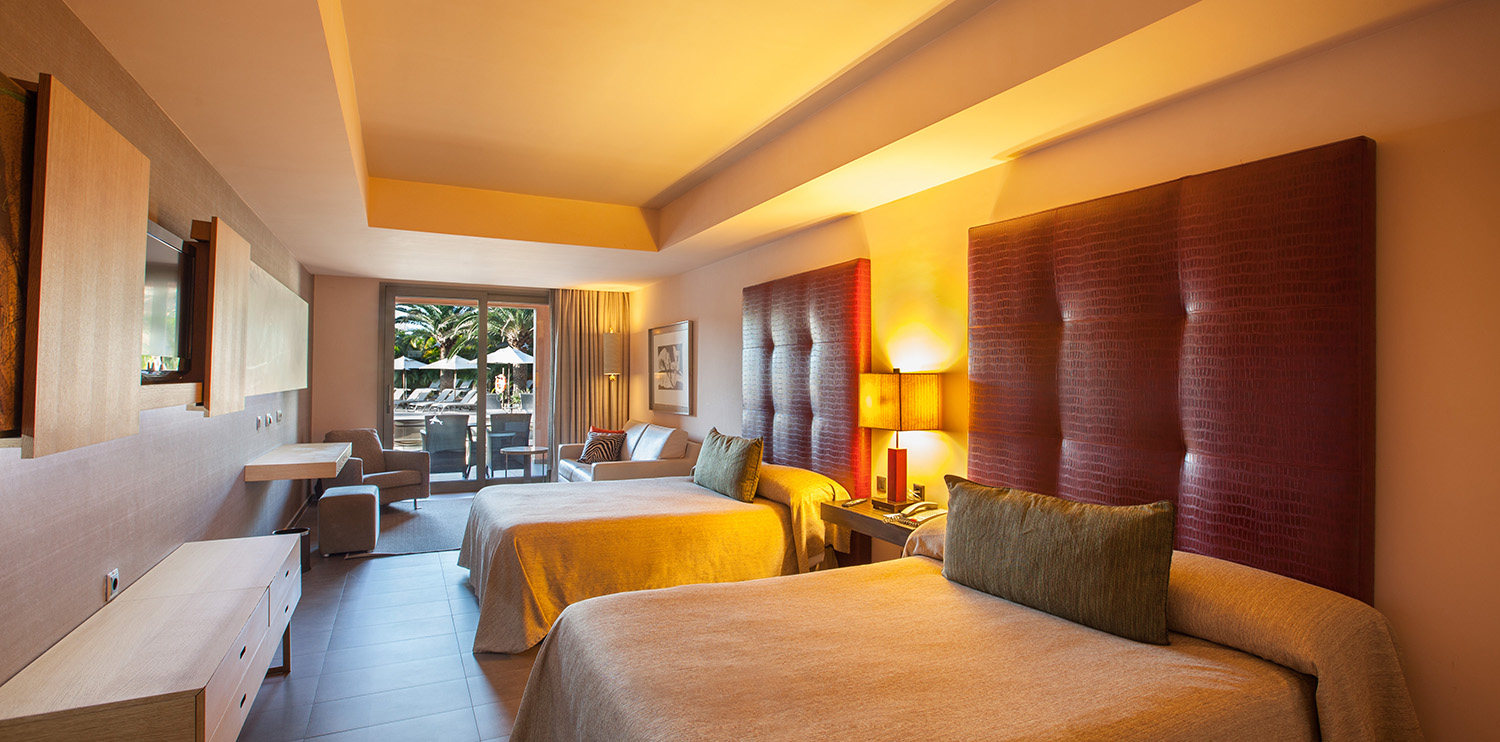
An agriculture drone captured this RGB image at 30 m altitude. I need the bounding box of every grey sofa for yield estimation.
[321,428,431,507]
[557,421,700,482]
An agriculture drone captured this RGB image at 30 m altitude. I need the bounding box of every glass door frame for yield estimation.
[378,282,550,493]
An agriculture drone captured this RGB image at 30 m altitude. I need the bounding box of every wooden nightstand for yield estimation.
[821,500,917,566]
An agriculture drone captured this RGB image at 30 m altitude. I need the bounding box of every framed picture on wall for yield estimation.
[648,320,692,415]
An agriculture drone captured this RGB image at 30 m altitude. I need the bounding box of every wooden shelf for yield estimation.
[139,382,201,411]
[244,442,351,482]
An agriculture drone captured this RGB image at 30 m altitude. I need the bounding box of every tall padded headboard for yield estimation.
[743,258,871,499]
[968,139,1375,601]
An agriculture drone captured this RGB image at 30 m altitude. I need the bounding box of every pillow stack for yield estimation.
[578,426,626,464]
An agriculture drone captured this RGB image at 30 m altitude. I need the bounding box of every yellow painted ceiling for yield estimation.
[59,0,1461,288]
[344,0,953,206]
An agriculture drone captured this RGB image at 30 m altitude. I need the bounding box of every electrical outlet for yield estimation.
[104,569,120,602]
[912,483,926,500]
[876,475,887,494]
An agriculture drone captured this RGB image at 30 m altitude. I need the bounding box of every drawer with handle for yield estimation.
[208,616,280,742]
[203,590,269,730]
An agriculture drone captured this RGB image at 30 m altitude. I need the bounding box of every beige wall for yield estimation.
[629,217,868,435]
[0,0,311,683]
[311,275,381,442]
[629,2,1500,738]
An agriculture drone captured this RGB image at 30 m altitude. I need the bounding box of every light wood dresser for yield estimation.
[0,534,301,742]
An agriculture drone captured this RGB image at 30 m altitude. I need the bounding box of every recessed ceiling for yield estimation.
[345,0,953,206]
[58,0,1456,289]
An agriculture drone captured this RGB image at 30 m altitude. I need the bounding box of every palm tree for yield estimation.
[396,303,477,388]
[457,306,536,395]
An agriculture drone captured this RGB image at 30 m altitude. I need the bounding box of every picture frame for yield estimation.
[648,320,692,415]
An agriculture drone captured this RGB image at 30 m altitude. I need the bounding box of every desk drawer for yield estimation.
[208,620,279,742]
[203,590,269,730]
[273,569,301,636]
[270,545,299,616]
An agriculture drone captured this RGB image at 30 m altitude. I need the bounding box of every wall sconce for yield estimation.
[860,368,942,511]
[602,331,622,381]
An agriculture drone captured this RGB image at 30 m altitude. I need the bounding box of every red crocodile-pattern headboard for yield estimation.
[968,138,1375,602]
[743,258,871,500]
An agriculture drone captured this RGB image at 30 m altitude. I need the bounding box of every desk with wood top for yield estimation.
[244,441,351,482]
[0,535,302,742]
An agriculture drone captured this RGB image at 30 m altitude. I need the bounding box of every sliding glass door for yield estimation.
[380,284,551,493]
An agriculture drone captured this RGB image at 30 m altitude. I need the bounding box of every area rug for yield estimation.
[349,496,474,557]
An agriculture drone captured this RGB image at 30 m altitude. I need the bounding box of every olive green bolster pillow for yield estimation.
[941,475,1176,644]
[692,428,764,502]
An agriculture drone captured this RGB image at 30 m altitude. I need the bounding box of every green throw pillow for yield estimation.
[692,428,764,502]
[941,475,1176,644]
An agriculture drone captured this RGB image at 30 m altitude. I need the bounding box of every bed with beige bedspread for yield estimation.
[456,465,843,654]
[510,545,1420,742]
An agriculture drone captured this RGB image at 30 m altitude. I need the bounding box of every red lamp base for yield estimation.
[872,447,908,512]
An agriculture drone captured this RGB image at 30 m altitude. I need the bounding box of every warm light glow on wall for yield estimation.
[886,320,960,373]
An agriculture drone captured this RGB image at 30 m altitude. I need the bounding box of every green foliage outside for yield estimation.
[394,303,536,391]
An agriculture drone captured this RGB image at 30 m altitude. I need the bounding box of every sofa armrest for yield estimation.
[323,457,365,490]
[558,443,585,460]
[588,458,697,481]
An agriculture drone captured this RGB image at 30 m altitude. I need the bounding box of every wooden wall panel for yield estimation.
[0,75,31,438]
[244,264,307,397]
[195,217,247,416]
[0,2,309,689]
[21,74,148,457]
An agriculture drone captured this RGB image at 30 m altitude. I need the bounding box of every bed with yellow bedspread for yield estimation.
[456,465,844,653]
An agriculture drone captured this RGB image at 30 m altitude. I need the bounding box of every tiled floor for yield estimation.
[239,543,534,741]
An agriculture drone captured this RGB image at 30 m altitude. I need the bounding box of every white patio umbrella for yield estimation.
[394,356,424,388]
[420,355,478,370]
[486,347,534,397]
[421,355,477,389]
[485,347,534,364]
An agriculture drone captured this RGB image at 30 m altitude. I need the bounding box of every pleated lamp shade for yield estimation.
[602,332,623,377]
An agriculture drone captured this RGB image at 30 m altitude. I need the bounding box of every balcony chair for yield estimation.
[423,413,474,478]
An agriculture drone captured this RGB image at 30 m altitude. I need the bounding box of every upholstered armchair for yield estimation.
[321,429,430,507]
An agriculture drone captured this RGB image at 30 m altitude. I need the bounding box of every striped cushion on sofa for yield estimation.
[579,431,627,463]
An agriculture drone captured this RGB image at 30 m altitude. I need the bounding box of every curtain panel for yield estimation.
[550,289,629,467]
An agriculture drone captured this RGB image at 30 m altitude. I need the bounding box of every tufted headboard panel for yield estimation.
[968,138,1375,601]
[743,258,871,499]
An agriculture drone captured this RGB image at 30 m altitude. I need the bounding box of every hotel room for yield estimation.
[0,0,1496,740]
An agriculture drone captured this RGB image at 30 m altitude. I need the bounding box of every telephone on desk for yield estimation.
[884,501,946,528]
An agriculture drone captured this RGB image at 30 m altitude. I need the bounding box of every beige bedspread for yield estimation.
[457,476,823,653]
[512,553,1421,742]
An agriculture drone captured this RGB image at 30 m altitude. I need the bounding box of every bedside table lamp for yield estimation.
[859,369,941,511]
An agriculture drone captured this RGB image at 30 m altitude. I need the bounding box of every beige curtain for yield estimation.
[550,289,629,463]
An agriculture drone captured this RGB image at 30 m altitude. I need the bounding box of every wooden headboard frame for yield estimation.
[967,139,1376,601]
[743,258,871,499]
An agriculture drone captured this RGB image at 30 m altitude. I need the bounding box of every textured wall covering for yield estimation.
[743,258,871,499]
[968,139,1375,601]
[0,0,310,683]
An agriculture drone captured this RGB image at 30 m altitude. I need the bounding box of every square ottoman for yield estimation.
[319,484,379,554]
